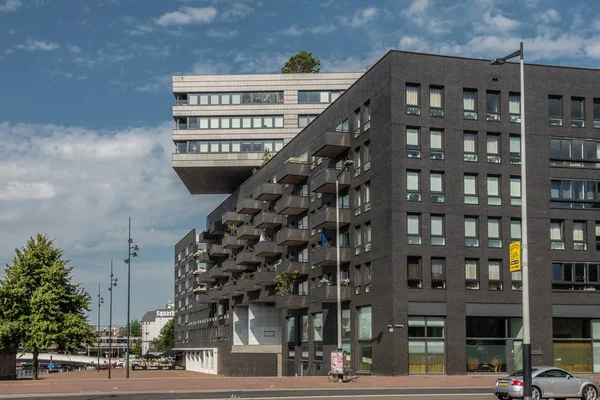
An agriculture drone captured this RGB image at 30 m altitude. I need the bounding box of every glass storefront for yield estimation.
[408,316,445,374]
[466,317,522,373]
[553,318,600,372]
[358,306,372,372]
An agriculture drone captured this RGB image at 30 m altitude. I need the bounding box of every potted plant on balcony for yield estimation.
[275,270,299,296]
[319,277,331,287]
[341,278,350,287]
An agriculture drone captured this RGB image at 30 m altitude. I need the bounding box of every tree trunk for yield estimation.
[32,350,38,380]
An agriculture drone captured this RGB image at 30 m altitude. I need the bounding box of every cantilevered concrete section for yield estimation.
[172,72,362,194]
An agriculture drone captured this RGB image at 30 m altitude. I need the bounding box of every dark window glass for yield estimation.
[309,92,319,103]
[466,316,506,338]
[553,318,591,338]
[298,92,308,103]
[552,263,562,281]
[594,99,600,121]
[572,98,584,119]
[486,92,499,113]
[241,142,251,152]
[549,96,562,117]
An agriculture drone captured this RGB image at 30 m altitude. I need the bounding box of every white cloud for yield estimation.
[401,0,429,25]
[221,2,253,21]
[535,9,561,24]
[206,29,239,39]
[279,25,303,37]
[308,24,336,34]
[0,0,22,13]
[155,6,217,27]
[68,45,81,54]
[17,39,60,52]
[340,7,378,28]
[0,181,56,200]
[398,36,431,52]
[480,11,520,33]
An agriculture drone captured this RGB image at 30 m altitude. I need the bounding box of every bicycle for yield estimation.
[327,363,357,382]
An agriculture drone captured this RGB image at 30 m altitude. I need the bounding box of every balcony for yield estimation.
[248,286,277,304]
[255,241,284,258]
[276,228,309,247]
[222,260,247,273]
[197,273,215,284]
[222,283,244,297]
[275,294,309,309]
[195,250,212,263]
[237,277,258,292]
[311,130,351,158]
[236,225,261,240]
[253,182,283,202]
[237,251,261,266]
[197,231,216,243]
[222,235,244,249]
[237,198,262,215]
[193,265,207,275]
[310,285,351,303]
[208,266,228,279]
[277,261,311,276]
[193,286,208,294]
[255,211,286,229]
[276,159,310,184]
[275,194,309,215]
[209,221,227,236]
[310,246,352,267]
[222,211,245,227]
[207,288,224,302]
[253,270,278,286]
[310,207,351,230]
[310,168,351,194]
[209,244,231,258]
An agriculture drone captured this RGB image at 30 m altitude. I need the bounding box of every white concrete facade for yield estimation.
[184,348,217,374]
[171,72,362,194]
[141,305,174,355]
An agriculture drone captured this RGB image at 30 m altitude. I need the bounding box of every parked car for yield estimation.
[494,366,600,400]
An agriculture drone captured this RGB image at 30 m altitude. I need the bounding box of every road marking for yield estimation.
[165,394,490,400]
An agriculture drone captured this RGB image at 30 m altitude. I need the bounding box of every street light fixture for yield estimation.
[124,217,139,379]
[491,42,532,400]
[336,159,354,382]
[108,259,118,379]
[96,284,104,373]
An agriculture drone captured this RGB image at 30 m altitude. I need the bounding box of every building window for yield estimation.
[551,220,565,250]
[571,97,585,128]
[550,138,600,168]
[184,115,284,130]
[486,134,501,163]
[488,218,502,248]
[552,265,600,292]
[550,179,600,208]
[407,170,421,201]
[430,172,445,203]
[358,307,372,372]
[464,132,478,162]
[364,181,371,212]
[431,258,446,289]
[298,115,317,128]
[596,222,600,251]
[510,177,521,206]
[487,175,501,206]
[594,99,600,128]
[574,221,587,251]
[185,91,284,106]
[364,223,372,252]
[464,174,478,204]
[407,256,422,288]
[486,91,501,121]
[465,259,479,289]
[549,95,563,126]
[354,225,362,255]
[488,260,503,291]
[363,101,371,131]
[407,214,421,244]
[465,217,479,247]
[298,90,343,104]
[430,86,444,117]
[363,142,371,171]
[365,263,371,293]
[406,127,421,158]
[408,317,445,374]
[511,219,522,240]
[463,89,477,120]
[509,93,521,123]
[466,317,522,372]
[510,135,521,165]
[353,108,361,137]
[336,118,350,132]
[354,147,362,177]
[312,312,323,341]
[431,215,445,246]
[354,187,362,216]
[430,129,444,160]
[406,84,421,115]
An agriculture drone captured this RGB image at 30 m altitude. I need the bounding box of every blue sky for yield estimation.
[1,0,600,327]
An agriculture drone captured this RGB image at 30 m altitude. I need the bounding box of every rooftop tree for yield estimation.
[281,51,321,73]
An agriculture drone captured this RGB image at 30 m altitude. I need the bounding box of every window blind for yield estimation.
[550,222,563,240]
[488,219,500,238]
[489,261,501,280]
[487,177,500,196]
[487,135,500,154]
[464,134,476,152]
[510,178,521,197]
[463,91,476,110]
[430,130,442,149]
[465,260,477,280]
[407,215,420,234]
[431,173,443,192]
[407,172,420,191]
[406,128,419,146]
[465,218,477,237]
[406,85,419,106]
[573,222,585,241]
[464,175,477,195]
[431,216,443,236]
[430,88,442,108]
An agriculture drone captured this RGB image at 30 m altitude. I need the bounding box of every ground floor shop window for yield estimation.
[358,306,372,372]
[408,316,445,373]
[466,316,522,373]
[553,318,600,372]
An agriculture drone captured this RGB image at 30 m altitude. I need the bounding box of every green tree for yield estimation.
[152,319,174,353]
[132,338,142,356]
[0,234,95,380]
[281,51,321,73]
[252,148,274,174]
[124,320,142,337]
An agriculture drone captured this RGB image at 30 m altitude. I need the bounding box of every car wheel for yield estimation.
[582,384,598,400]
[531,386,541,400]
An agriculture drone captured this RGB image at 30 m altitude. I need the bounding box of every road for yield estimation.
[0,388,495,400]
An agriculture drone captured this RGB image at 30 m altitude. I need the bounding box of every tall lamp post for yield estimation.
[491,42,531,400]
[96,284,104,373]
[108,259,118,379]
[124,217,139,379]
[336,159,354,382]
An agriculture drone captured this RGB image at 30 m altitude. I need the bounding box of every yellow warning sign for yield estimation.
[510,241,521,272]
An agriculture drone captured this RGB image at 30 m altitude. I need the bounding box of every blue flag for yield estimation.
[321,228,327,246]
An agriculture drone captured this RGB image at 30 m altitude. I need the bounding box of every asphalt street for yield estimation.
[0,388,495,400]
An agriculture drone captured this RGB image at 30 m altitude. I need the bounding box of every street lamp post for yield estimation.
[108,259,118,379]
[491,42,531,400]
[124,217,139,379]
[96,284,103,373]
[336,159,354,382]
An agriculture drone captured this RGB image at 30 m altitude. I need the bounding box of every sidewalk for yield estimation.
[0,368,597,398]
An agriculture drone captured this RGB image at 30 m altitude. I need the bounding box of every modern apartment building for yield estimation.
[171,72,362,194]
[173,50,600,377]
